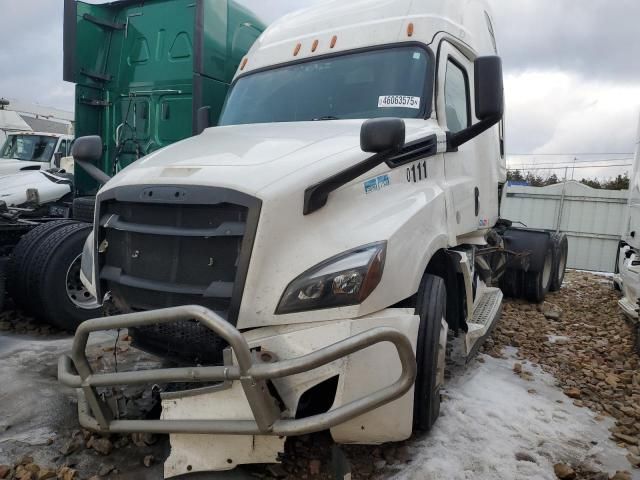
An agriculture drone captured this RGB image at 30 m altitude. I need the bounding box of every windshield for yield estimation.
[219,46,431,126]
[0,135,58,162]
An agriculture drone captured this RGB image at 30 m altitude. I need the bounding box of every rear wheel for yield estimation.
[499,268,523,298]
[523,244,553,303]
[549,233,568,292]
[413,274,447,432]
[25,222,101,331]
[7,219,78,310]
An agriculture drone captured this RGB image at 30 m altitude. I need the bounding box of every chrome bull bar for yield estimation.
[58,305,417,436]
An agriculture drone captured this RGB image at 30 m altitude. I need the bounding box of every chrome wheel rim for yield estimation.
[66,254,99,309]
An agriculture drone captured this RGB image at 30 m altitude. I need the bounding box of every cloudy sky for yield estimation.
[1,0,638,180]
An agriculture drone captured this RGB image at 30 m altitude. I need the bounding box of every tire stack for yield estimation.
[7,211,102,332]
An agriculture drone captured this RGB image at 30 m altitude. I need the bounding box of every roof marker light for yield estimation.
[312,39,319,52]
[330,35,337,48]
[407,23,414,37]
[294,43,301,56]
[240,58,248,70]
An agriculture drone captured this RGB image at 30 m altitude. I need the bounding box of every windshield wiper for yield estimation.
[312,115,340,121]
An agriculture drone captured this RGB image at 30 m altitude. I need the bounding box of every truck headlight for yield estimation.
[276,242,386,314]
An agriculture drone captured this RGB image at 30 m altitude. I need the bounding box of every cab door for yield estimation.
[437,41,500,238]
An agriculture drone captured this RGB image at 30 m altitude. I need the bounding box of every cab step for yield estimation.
[464,287,503,359]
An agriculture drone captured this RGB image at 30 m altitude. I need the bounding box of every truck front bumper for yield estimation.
[58,305,417,438]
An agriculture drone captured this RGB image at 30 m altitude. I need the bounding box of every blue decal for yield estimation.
[364,174,391,194]
[364,178,378,194]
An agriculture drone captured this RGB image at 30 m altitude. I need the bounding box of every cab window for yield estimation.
[444,59,470,133]
[57,140,68,156]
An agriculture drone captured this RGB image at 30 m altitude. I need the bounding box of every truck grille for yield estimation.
[97,186,261,320]
[95,186,261,365]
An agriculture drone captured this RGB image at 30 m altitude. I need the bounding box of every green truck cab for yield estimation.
[64,0,264,197]
[0,0,264,329]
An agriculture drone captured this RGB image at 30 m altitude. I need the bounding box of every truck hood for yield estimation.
[0,159,44,175]
[104,119,438,195]
[0,170,71,207]
[138,121,367,167]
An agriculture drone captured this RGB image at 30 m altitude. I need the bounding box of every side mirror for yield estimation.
[448,56,504,149]
[475,56,504,120]
[72,135,112,185]
[53,152,63,168]
[196,106,211,135]
[71,135,102,164]
[360,118,405,154]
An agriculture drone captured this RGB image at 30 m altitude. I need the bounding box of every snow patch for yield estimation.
[394,350,636,480]
[547,335,570,345]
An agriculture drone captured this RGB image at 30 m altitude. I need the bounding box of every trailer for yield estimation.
[1,0,264,329]
[59,0,568,476]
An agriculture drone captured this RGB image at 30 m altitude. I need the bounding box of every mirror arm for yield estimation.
[303,151,388,215]
[303,133,438,215]
[447,113,502,151]
[75,158,112,185]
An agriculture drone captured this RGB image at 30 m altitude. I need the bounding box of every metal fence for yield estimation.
[501,181,628,272]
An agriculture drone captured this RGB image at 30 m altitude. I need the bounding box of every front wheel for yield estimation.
[413,274,447,432]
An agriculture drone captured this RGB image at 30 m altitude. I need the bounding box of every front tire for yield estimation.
[413,274,447,432]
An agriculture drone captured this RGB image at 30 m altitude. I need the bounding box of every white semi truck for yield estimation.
[0,131,73,175]
[59,0,567,476]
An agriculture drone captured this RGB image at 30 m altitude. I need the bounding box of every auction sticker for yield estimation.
[378,95,421,109]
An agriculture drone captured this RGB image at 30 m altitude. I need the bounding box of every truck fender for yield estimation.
[502,228,552,272]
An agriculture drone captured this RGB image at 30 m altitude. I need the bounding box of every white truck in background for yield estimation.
[0,131,73,175]
[0,132,76,218]
[614,113,640,348]
[0,132,75,209]
[59,0,568,476]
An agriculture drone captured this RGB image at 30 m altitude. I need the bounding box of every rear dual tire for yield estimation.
[549,233,568,292]
[501,233,567,303]
[523,243,554,303]
[8,220,101,331]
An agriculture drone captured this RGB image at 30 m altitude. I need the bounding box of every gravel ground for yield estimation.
[483,271,640,476]
[0,271,637,480]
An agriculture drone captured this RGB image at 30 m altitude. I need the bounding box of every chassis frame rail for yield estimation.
[58,305,417,436]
